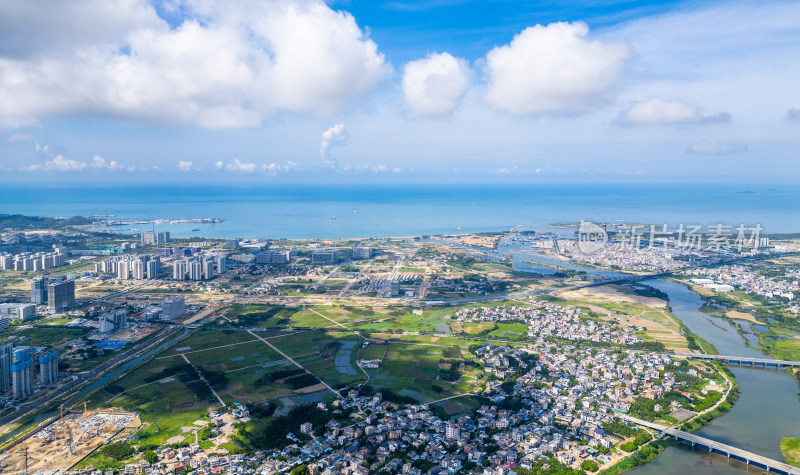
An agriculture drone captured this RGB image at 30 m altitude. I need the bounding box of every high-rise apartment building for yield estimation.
[47,279,75,312]
[31,276,48,304]
[38,350,59,385]
[0,344,12,393]
[11,348,34,399]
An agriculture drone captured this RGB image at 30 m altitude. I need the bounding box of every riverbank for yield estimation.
[780,437,800,468]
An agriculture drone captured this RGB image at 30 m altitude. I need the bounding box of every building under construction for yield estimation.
[0,407,140,474]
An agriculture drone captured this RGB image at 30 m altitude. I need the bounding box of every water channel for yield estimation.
[499,237,800,474]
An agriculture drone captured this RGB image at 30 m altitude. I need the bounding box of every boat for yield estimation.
[191,228,200,231]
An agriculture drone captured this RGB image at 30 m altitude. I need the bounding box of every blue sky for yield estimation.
[0,0,798,183]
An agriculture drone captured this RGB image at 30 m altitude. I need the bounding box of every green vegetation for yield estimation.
[581,460,599,472]
[599,439,673,475]
[101,441,135,460]
[0,213,93,230]
[780,437,800,468]
[515,457,584,475]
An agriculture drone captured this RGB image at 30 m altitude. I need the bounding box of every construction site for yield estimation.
[0,404,140,474]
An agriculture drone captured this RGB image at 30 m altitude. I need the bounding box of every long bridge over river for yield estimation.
[621,415,800,475]
[675,353,800,368]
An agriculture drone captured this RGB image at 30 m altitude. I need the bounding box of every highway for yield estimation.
[0,325,185,436]
[621,415,800,475]
[675,353,800,368]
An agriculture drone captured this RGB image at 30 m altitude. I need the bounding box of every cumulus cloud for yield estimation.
[786,108,800,122]
[225,159,258,173]
[617,98,731,125]
[213,159,299,174]
[34,143,50,153]
[263,161,299,174]
[177,160,194,172]
[91,155,123,171]
[45,155,87,172]
[483,22,630,115]
[320,124,348,160]
[402,52,471,116]
[0,0,389,128]
[687,141,748,156]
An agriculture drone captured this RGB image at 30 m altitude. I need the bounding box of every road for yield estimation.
[621,415,800,475]
[0,325,183,433]
[247,330,341,397]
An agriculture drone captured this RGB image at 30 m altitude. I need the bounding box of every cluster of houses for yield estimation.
[428,277,513,297]
[254,343,714,475]
[687,264,798,301]
[558,240,704,272]
[456,303,643,346]
[60,339,719,475]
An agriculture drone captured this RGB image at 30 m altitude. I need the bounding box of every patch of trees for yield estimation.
[254,368,306,387]
[284,373,322,390]
[247,402,276,419]
[101,442,134,461]
[246,405,341,449]
[626,284,670,301]
[603,439,671,474]
[199,368,228,390]
[514,457,584,475]
[319,342,341,359]
[603,419,638,438]
[441,346,462,359]
[356,385,417,404]
[581,460,599,472]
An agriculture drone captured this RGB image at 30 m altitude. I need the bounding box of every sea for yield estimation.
[1,183,798,239]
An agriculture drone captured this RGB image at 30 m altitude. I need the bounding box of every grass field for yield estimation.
[90,327,372,438]
[0,325,88,346]
[369,340,481,402]
[488,322,528,339]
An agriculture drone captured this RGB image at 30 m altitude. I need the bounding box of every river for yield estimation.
[501,237,800,474]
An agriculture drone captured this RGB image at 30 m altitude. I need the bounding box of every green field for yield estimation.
[0,325,88,346]
[488,322,528,339]
[370,341,477,402]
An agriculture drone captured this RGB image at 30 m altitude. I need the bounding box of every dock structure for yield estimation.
[621,415,800,475]
[674,353,800,368]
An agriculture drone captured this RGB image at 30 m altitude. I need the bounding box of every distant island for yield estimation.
[0,213,94,231]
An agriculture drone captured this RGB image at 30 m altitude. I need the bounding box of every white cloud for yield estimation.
[320,123,348,159]
[7,133,33,142]
[0,0,389,128]
[402,52,471,116]
[483,22,630,115]
[215,160,224,169]
[786,108,800,122]
[687,141,747,156]
[91,154,122,171]
[226,159,258,173]
[263,161,299,175]
[177,160,194,172]
[616,99,731,125]
[45,155,87,171]
[19,163,42,172]
[34,143,50,153]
